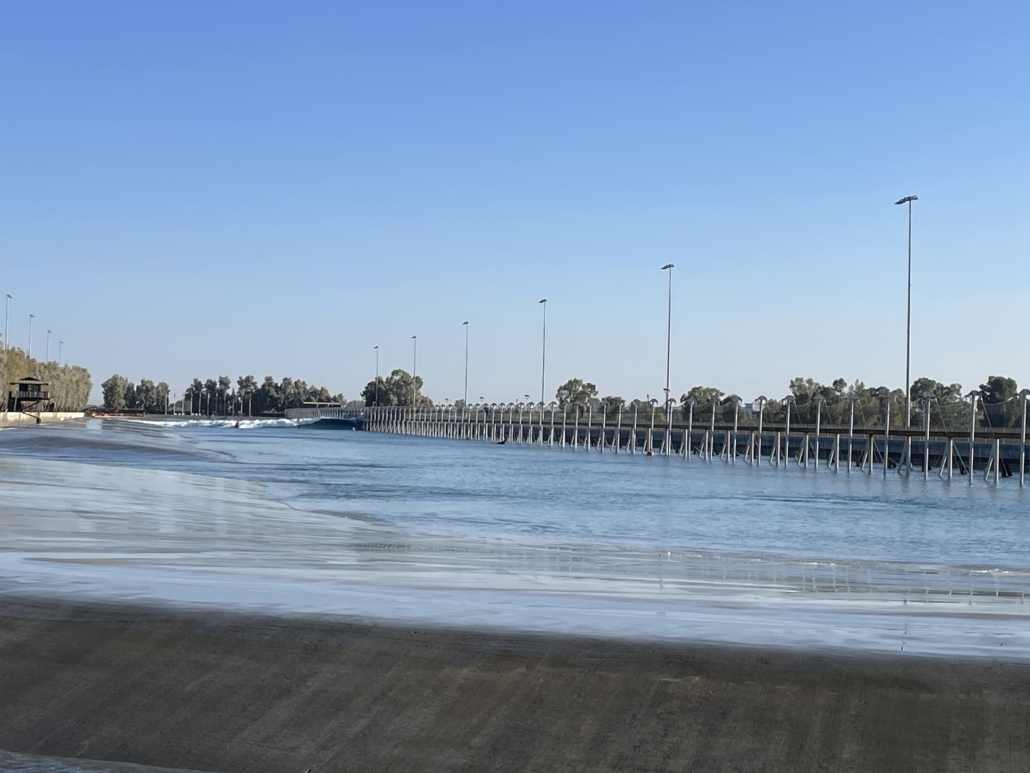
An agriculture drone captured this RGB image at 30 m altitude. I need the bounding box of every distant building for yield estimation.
[7,377,54,412]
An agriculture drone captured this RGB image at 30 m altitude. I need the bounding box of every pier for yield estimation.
[288,398,1030,486]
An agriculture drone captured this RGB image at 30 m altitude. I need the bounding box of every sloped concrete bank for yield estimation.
[1,597,1029,773]
[0,411,84,426]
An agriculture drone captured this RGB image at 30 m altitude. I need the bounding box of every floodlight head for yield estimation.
[539,298,546,304]
[895,195,918,205]
[661,263,674,270]
[463,320,468,325]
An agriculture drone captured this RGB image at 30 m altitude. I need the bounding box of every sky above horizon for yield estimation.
[2,2,1028,405]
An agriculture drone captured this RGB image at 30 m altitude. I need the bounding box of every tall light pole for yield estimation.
[374,345,379,406]
[411,335,418,405]
[462,321,469,406]
[539,299,547,404]
[59,341,64,367]
[895,194,918,428]
[46,330,51,362]
[661,264,674,410]
[3,294,10,351]
[28,314,34,359]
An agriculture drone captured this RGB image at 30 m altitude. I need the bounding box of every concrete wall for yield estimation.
[0,411,85,426]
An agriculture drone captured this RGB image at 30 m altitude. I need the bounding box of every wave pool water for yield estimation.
[1,418,1029,658]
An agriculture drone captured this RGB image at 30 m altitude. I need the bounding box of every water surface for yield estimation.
[1,418,1028,658]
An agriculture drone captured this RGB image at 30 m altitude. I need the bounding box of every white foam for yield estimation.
[119,417,320,430]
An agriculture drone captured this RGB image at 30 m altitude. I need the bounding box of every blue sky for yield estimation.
[2,2,1028,405]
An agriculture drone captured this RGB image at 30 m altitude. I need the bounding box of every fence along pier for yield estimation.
[288,393,1030,486]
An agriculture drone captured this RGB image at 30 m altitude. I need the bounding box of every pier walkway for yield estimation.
[286,404,1030,486]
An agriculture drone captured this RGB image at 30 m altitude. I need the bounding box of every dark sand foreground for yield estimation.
[2,597,1029,772]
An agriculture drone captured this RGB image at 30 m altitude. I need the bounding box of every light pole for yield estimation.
[411,335,417,406]
[46,330,51,362]
[463,321,469,406]
[539,299,547,404]
[895,194,918,428]
[28,314,34,359]
[374,345,379,406]
[58,341,63,367]
[3,294,10,351]
[661,263,674,407]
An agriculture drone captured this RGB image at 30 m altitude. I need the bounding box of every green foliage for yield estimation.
[680,386,723,409]
[102,374,129,411]
[361,369,427,406]
[979,375,1020,428]
[555,378,597,407]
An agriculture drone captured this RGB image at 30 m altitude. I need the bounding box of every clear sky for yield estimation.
[2,2,1028,405]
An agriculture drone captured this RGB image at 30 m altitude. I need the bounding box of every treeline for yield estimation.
[552,375,1024,429]
[0,345,92,411]
[101,374,344,416]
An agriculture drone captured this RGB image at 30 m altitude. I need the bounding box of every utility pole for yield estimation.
[3,294,11,351]
[895,195,918,427]
[539,299,547,404]
[661,263,674,415]
[463,321,469,406]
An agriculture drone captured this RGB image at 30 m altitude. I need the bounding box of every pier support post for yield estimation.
[847,395,855,473]
[922,394,932,480]
[814,395,824,470]
[1020,390,1029,486]
[967,391,979,485]
[731,396,739,464]
[686,399,695,460]
[783,398,793,469]
[883,401,891,479]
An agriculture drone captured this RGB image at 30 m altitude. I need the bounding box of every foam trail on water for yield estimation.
[120,417,320,429]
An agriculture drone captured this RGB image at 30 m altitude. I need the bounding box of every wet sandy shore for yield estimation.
[2,596,1029,773]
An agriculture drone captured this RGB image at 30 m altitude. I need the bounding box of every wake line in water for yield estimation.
[121,417,320,430]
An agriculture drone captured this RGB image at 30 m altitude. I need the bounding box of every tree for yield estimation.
[680,386,723,409]
[361,369,426,406]
[237,375,258,416]
[910,377,966,428]
[555,378,597,407]
[135,379,158,412]
[980,375,1019,428]
[218,375,232,414]
[601,395,624,418]
[102,374,129,411]
[157,382,170,413]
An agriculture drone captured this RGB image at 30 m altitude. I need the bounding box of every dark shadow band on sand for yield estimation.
[2,595,1029,773]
